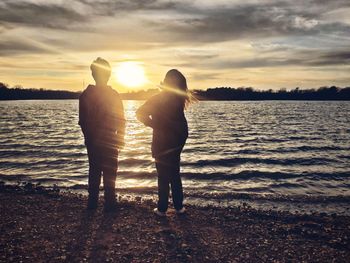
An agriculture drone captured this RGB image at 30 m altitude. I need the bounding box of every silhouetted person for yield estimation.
[136,69,189,216]
[79,58,125,212]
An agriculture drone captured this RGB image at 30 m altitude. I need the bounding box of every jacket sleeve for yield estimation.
[136,95,186,134]
[136,99,155,128]
[78,94,88,137]
[115,97,126,148]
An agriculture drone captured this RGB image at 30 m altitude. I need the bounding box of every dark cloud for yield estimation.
[79,0,176,16]
[0,1,86,29]
[201,48,350,70]
[308,50,350,66]
[309,0,350,8]
[145,1,350,43]
[0,0,176,30]
[0,40,53,56]
[322,51,350,60]
[210,58,302,69]
[158,52,219,68]
[190,72,219,81]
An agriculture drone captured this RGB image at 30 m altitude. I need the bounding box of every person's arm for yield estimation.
[115,98,126,148]
[137,96,186,134]
[78,95,88,138]
[136,99,155,128]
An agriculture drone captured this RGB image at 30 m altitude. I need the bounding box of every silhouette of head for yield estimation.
[162,69,190,109]
[163,69,188,92]
[90,57,111,85]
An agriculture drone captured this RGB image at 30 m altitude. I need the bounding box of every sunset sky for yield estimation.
[0,0,349,92]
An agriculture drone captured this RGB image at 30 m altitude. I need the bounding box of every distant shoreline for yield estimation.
[2,98,350,101]
[1,84,350,100]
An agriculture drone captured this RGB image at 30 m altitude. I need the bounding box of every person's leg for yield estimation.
[103,168,117,209]
[87,145,102,208]
[169,155,183,210]
[155,159,170,213]
[102,147,118,210]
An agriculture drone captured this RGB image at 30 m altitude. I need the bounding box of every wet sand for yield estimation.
[1,183,349,262]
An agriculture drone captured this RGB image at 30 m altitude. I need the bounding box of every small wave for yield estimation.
[338,155,350,160]
[117,170,350,180]
[119,158,152,166]
[234,145,349,155]
[35,177,68,183]
[258,138,289,143]
[184,171,350,180]
[0,149,86,159]
[0,158,86,168]
[118,171,156,179]
[182,191,350,204]
[236,149,261,154]
[297,145,347,151]
[183,156,339,167]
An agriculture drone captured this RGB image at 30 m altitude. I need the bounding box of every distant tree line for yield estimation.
[0,83,81,100]
[0,83,160,100]
[1,82,350,100]
[193,86,350,100]
[120,89,160,100]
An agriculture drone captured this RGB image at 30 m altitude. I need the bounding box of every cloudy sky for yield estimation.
[0,0,349,92]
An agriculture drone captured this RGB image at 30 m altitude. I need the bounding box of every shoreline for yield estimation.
[2,99,350,101]
[2,181,350,216]
[1,183,349,262]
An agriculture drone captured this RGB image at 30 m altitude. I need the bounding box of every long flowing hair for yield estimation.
[161,69,191,109]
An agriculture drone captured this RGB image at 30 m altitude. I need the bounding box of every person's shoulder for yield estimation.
[147,92,164,104]
[83,84,95,93]
[107,86,122,100]
[80,85,95,100]
[108,86,119,95]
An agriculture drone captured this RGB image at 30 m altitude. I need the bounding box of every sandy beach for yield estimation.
[0,183,349,262]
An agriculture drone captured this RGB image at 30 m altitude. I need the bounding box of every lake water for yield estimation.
[1,100,350,214]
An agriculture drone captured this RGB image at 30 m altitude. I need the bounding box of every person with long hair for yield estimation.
[136,69,189,216]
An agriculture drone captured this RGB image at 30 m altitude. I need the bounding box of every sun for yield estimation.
[114,61,147,88]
